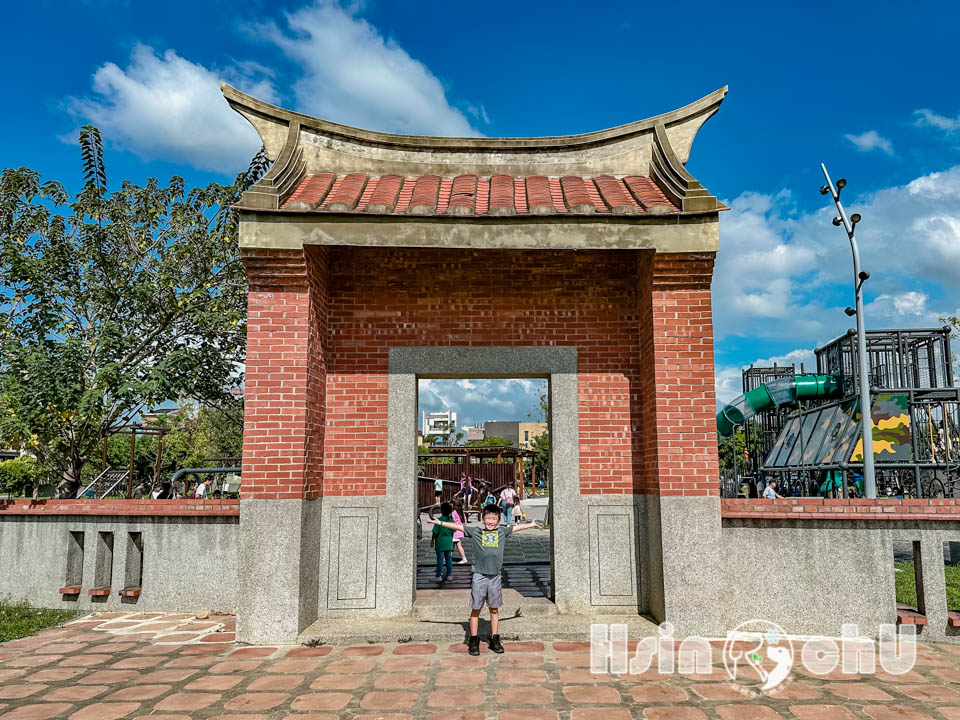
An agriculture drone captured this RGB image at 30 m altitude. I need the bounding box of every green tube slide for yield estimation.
[716,375,842,437]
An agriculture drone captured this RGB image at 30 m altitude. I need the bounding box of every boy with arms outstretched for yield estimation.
[427,504,540,655]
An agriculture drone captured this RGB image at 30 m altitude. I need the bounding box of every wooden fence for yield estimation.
[417,462,519,510]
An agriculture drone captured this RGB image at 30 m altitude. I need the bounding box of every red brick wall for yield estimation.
[0,499,239,517]
[722,497,960,521]
[241,246,720,499]
[243,249,329,500]
[323,247,643,496]
[638,252,719,497]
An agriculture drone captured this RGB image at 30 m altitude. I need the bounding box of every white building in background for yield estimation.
[422,410,457,445]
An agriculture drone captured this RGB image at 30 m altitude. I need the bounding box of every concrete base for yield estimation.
[722,518,960,642]
[0,515,238,613]
[299,612,659,645]
[237,498,320,645]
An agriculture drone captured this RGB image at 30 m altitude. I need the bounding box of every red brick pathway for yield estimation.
[2,613,960,718]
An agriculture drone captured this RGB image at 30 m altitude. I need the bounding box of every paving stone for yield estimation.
[228,647,277,658]
[864,707,936,720]
[1,702,74,719]
[359,690,418,709]
[825,682,892,700]
[562,685,621,703]
[434,670,485,686]
[791,706,860,720]
[6,655,62,667]
[129,716,190,720]
[630,685,688,702]
[77,670,136,684]
[898,684,960,701]
[134,669,196,684]
[247,673,304,690]
[570,710,633,720]
[497,685,552,704]
[179,644,225,655]
[424,712,485,720]
[427,689,485,707]
[342,645,384,656]
[557,669,611,683]
[715,706,785,720]
[184,675,243,691]
[30,669,86,682]
[59,654,111,667]
[162,655,218,668]
[497,669,547,684]
[67,701,141,720]
[208,659,263,674]
[199,633,235,643]
[105,684,172,701]
[324,658,377,674]
[42,685,107,701]
[285,647,332,658]
[384,657,432,671]
[110,656,165,669]
[498,711,558,720]
[642,709,709,720]
[0,669,28,681]
[266,658,320,673]
[309,673,367,690]
[0,684,48,699]
[393,644,437,655]
[153,692,221,711]
[223,692,290,711]
[374,673,427,689]
[290,692,353,711]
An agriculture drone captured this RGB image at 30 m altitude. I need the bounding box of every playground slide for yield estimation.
[716,375,842,437]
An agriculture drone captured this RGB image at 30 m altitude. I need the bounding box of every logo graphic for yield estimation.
[722,620,794,695]
[481,531,499,548]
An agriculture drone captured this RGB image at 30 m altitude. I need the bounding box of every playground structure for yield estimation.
[718,326,960,498]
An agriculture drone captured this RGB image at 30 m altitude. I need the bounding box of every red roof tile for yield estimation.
[280,173,680,216]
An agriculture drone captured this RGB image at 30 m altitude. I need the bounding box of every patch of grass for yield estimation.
[895,561,960,610]
[0,601,79,643]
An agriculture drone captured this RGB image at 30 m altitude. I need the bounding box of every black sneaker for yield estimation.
[488,634,504,654]
[467,635,480,656]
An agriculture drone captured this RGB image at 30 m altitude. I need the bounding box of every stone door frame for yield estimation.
[387,346,635,615]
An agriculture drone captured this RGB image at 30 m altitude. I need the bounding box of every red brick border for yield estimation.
[722,497,960,521]
[0,499,239,517]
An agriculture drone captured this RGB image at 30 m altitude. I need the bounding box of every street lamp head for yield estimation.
[850,213,862,225]
[832,216,843,226]
[858,270,870,281]
[820,185,830,195]
[845,306,857,317]
[836,178,847,189]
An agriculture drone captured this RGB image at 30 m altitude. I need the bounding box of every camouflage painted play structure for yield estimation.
[718,327,960,498]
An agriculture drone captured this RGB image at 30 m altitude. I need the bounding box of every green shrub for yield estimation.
[0,456,40,496]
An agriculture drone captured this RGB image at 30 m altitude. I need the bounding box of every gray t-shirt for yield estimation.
[464,525,514,576]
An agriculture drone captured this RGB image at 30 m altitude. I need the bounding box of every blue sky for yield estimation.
[5,0,960,419]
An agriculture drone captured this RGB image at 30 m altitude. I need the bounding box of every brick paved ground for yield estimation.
[4,612,960,719]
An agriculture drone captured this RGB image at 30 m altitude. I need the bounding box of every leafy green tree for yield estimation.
[0,456,41,497]
[466,436,512,447]
[0,127,265,497]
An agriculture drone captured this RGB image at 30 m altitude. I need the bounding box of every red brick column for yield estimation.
[638,251,719,496]
[242,247,328,500]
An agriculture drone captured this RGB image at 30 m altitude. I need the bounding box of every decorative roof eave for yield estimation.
[222,84,727,214]
[222,83,726,154]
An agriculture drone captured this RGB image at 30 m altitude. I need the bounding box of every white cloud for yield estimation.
[715,166,960,398]
[419,378,546,428]
[914,108,960,132]
[66,1,480,172]
[844,130,894,155]
[715,349,817,405]
[64,44,273,171]
[252,1,479,137]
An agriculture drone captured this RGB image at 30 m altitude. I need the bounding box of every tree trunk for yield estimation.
[58,456,84,499]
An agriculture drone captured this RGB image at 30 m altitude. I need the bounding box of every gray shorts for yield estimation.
[470,572,503,610]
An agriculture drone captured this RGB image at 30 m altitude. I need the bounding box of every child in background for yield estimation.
[452,498,468,564]
[431,501,455,582]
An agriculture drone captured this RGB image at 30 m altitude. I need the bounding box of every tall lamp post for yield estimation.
[820,164,876,499]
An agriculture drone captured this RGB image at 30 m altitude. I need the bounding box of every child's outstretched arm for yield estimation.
[426,518,464,532]
[511,520,541,532]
